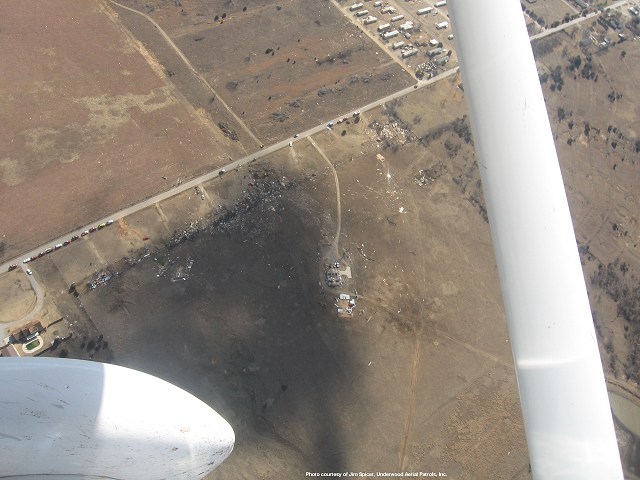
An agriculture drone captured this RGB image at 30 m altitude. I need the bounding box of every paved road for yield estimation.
[530,0,629,41]
[2,0,627,272]
[0,66,458,274]
[1,265,45,337]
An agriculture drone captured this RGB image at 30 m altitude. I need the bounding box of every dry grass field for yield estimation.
[32,113,531,477]
[3,0,640,477]
[115,0,415,143]
[530,23,640,390]
[524,0,580,27]
[0,0,236,261]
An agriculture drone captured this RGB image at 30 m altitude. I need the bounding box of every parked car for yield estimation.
[81,231,89,236]
[8,264,18,271]
[23,258,31,264]
[55,244,63,250]
[45,248,53,254]
[106,219,114,226]
[71,235,79,241]
[26,269,33,276]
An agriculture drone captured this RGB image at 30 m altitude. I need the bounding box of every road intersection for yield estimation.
[1,1,619,273]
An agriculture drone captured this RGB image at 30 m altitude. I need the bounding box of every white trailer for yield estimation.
[382,29,399,39]
[390,14,405,22]
[435,21,448,29]
[434,0,447,7]
[377,22,391,31]
[417,7,433,15]
[401,48,418,58]
[399,21,414,31]
[392,41,406,49]
[349,3,364,11]
[355,9,369,17]
[381,6,396,13]
[363,15,378,24]
[373,0,382,5]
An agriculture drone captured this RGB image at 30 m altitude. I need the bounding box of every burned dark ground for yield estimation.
[4,0,640,478]
[34,101,530,478]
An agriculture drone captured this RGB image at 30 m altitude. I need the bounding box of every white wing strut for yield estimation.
[448,1,622,478]
[0,358,234,479]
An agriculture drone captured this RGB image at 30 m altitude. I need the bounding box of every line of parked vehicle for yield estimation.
[8,220,115,271]
[327,110,361,130]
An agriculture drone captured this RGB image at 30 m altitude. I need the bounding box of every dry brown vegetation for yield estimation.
[4,0,640,477]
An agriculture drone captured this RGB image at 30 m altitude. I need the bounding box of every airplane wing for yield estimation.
[448,1,623,478]
[0,358,234,479]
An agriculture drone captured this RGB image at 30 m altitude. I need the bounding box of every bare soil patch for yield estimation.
[7,2,640,477]
[524,0,579,27]
[533,25,640,394]
[0,0,228,261]
[116,0,415,144]
[0,271,37,323]
[35,102,530,477]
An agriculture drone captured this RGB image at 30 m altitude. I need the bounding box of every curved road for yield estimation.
[21,265,44,324]
[1,266,45,337]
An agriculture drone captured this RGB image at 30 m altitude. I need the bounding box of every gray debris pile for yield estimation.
[218,122,239,141]
[415,60,448,80]
[154,255,195,282]
[325,261,343,287]
[335,293,356,316]
[415,162,447,186]
[165,167,295,248]
[381,122,409,145]
[369,119,415,151]
[84,167,299,292]
[171,256,194,282]
[87,270,117,290]
[211,168,295,237]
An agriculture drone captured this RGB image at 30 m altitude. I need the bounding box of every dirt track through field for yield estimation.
[109,0,262,147]
[309,137,341,258]
[398,333,421,471]
[0,0,233,260]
